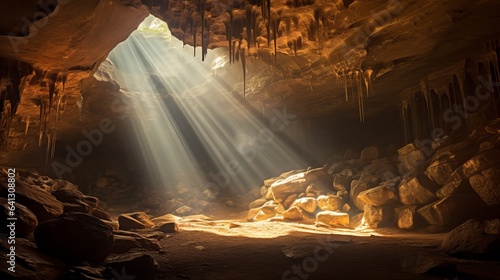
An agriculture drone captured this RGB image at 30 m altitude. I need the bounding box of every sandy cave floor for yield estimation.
[107,208,500,280]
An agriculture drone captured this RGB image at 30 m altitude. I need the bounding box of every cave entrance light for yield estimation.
[95,15,305,197]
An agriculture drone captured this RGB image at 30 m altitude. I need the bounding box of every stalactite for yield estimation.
[272,16,281,64]
[198,0,206,61]
[364,69,373,97]
[241,48,246,99]
[343,71,348,102]
[245,5,252,48]
[192,24,197,57]
[313,7,323,49]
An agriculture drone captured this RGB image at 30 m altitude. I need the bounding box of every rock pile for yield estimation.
[0,169,171,280]
[247,118,500,231]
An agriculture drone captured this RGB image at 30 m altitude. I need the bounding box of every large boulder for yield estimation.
[358,185,397,206]
[51,188,98,214]
[458,149,500,178]
[316,211,349,227]
[398,174,439,205]
[417,194,486,228]
[436,178,475,199]
[269,172,308,203]
[398,206,424,230]
[282,206,304,220]
[441,219,500,259]
[424,157,459,186]
[316,194,343,211]
[118,212,155,230]
[0,198,38,236]
[350,173,379,210]
[333,173,353,192]
[468,165,500,206]
[0,179,63,222]
[34,213,114,263]
[360,146,379,162]
[247,205,277,221]
[291,197,317,214]
[397,143,426,175]
[304,167,333,189]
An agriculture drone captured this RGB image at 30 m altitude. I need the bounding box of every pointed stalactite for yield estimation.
[193,24,197,58]
[313,7,323,50]
[364,69,373,97]
[245,5,252,48]
[198,0,206,61]
[272,16,281,64]
[241,48,246,99]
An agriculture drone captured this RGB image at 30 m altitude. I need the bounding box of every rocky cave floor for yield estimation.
[2,118,500,280]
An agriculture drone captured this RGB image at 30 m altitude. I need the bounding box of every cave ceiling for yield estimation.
[1,0,500,121]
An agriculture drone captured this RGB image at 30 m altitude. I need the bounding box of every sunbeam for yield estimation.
[94,15,306,196]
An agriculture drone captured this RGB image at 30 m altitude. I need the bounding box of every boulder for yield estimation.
[291,197,317,214]
[0,179,63,223]
[316,194,343,211]
[118,212,155,230]
[441,219,500,259]
[51,188,98,214]
[175,205,194,216]
[304,167,333,189]
[436,178,474,199]
[316,211,349,227]
[397,143,426,175]
[247,205,277,221]
[34,213,114,263]
[363,204,394,228]
[0,198,38,236]
[468,165,500,206]
[362,158,396,181]
[282,206,304,220]
[155,222,178,233]
[305,183,328,196]
[248,198,267,210]
[398,206,423,230]
[260,186,268,196]
[417,194,486,228]
[459,149,500,178]
[269,172,308,203]
[282,193,299,209]
[263,177,279,187]
[350,173,379,210]
[105,253,157,280]
[398,174,439,205]
[424,157,458,186]
[358,185,397,206]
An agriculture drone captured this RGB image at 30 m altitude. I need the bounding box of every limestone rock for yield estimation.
[398,206,423,230]
[154,222,178,233]
[362,158,396,181]
[397,143,426,175]
[118,212,155,230]
[363,204,394,228]
[247,205,277,221]
[398,174,439,205]
[291,197,317,214]
[282,206,304,220]
[0,198,38,236]
[105,253,157,280]
[316,194,343,211]
[358,185,397,206]
[304,167,333,189]
[282,193,299,209]
[350,173,379,210]
[459,149,500,178]
[0,179,63,223]
[269,172,308,203]
[260,186,268,196]
[424,157,458,186]
[316,211,349,227]
[468,165,500,206]
[263,177,279,187]
[305,183,327,196]
[436,178,474,199]
[52,188,98,214]
[34,213,114,263]
[417,194,486,228]
[248,198,268,209]
[441,219,500,259]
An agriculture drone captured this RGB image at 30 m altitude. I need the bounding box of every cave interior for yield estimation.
[1,0,500,279]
